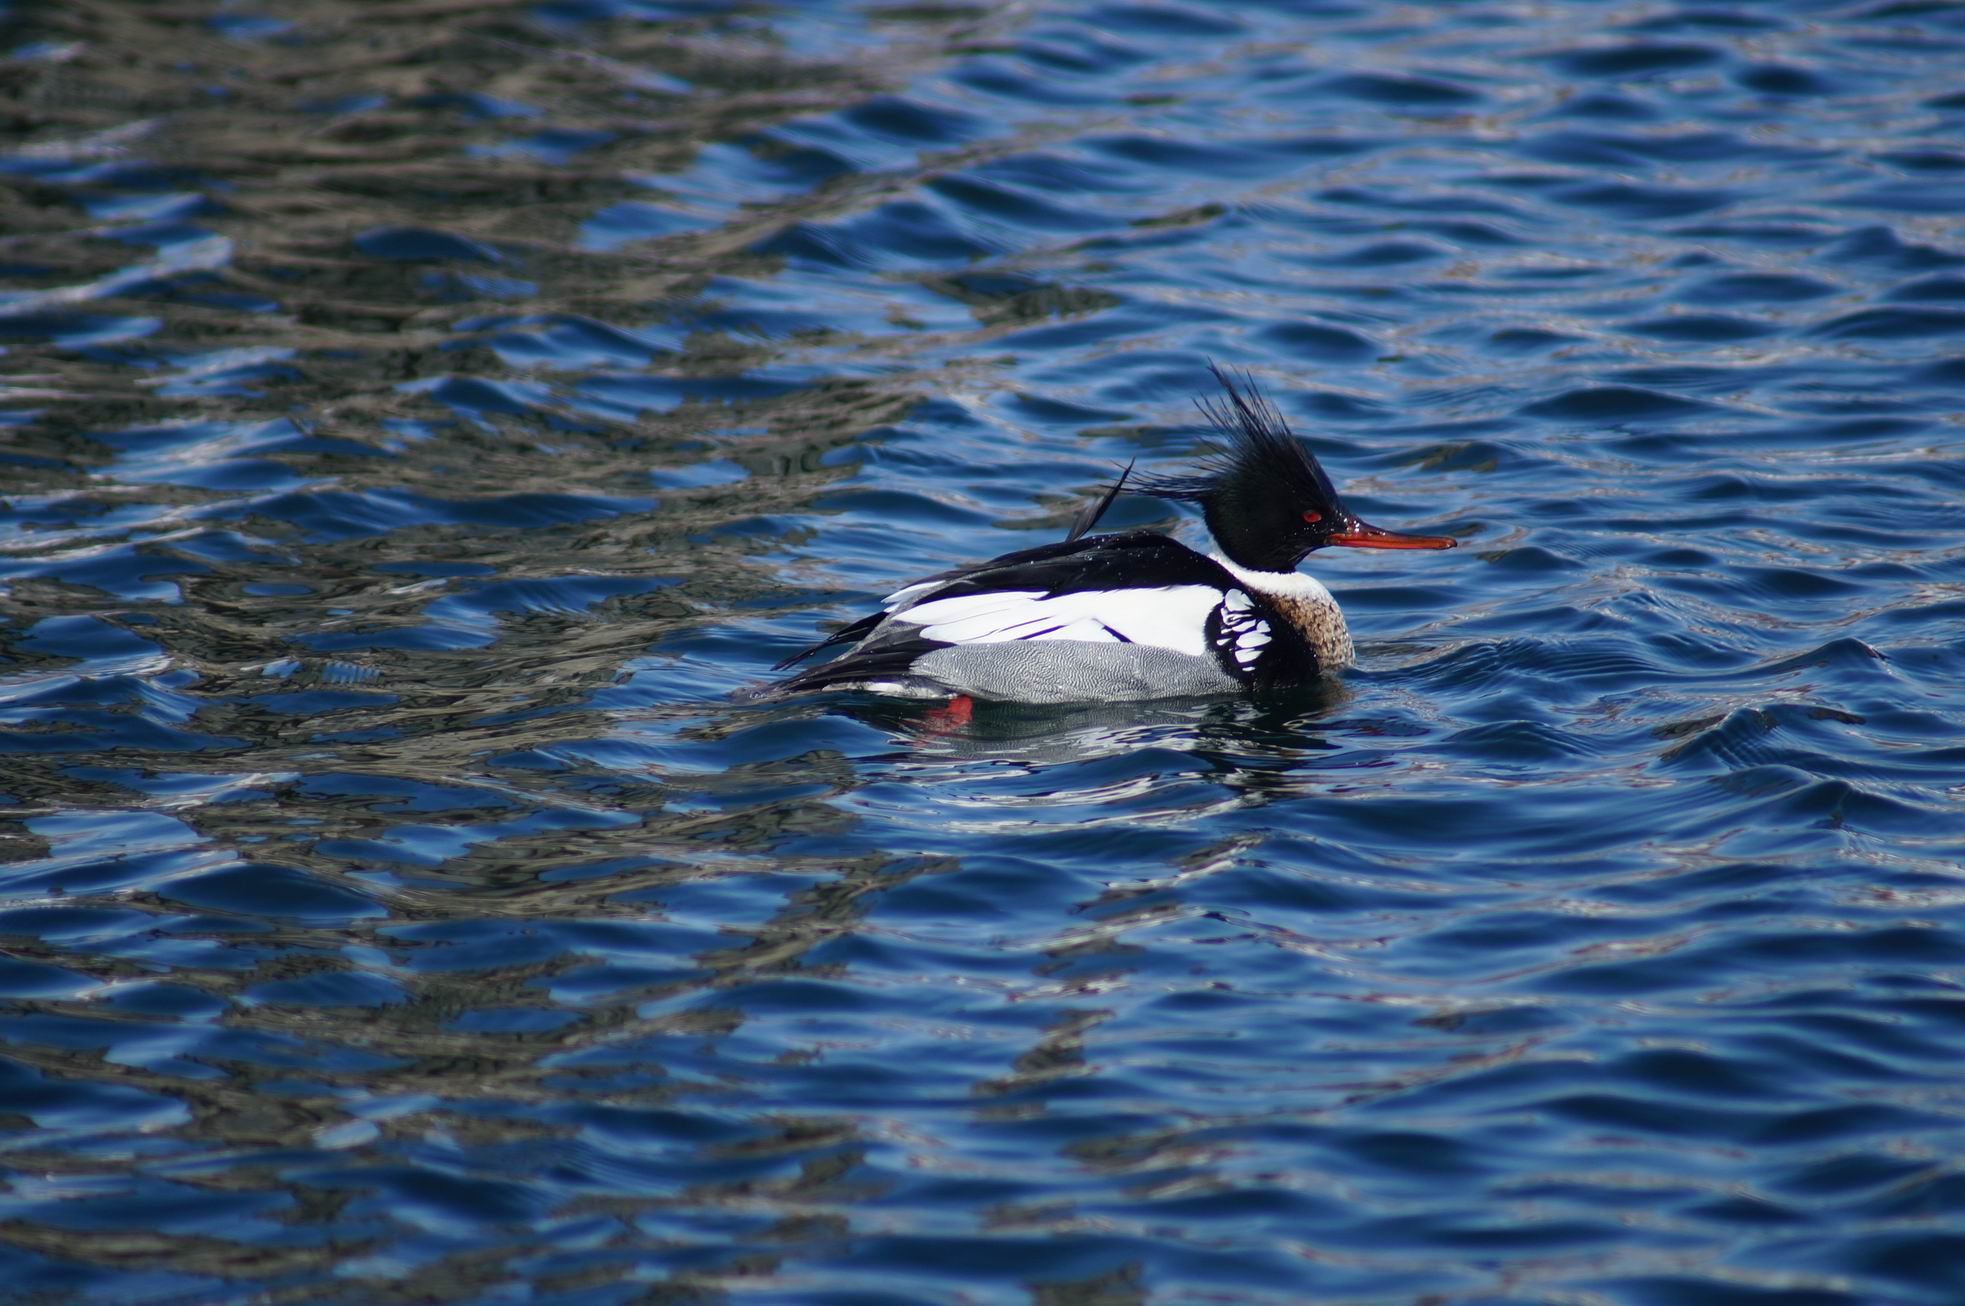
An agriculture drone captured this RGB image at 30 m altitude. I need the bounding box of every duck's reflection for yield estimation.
[837,684,1352,766]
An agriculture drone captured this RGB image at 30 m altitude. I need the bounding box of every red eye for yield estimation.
[1301,510,1322,524]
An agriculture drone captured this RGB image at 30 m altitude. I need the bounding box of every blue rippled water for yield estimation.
[4,1,1965,1301]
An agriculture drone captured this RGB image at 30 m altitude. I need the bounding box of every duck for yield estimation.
[767,365,1456,705]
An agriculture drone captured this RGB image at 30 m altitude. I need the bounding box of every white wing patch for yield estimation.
[1215,589,1273,673]
[882,578,944,611]
[893,587,1221,658]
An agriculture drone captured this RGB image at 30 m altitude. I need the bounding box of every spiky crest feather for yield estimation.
[1129,363,1348,572]
[1134,365,1333,500]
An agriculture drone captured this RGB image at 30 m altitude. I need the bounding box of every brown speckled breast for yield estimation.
[1269,590,1353,672]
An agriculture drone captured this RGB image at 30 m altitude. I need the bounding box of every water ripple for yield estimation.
[2,1,1964,1302]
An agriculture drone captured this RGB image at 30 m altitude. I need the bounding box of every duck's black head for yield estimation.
[1132,365,1457,573]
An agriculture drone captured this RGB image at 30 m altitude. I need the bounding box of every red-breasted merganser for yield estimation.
[769,367,1456,703]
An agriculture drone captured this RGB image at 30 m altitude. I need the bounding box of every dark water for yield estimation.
[4,1,1965,1301]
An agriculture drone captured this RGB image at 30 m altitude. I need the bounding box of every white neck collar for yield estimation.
[1210,554,1336,605]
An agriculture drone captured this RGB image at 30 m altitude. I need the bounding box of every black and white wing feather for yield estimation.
[772,532,1320,697]
[1209,589,1274,676]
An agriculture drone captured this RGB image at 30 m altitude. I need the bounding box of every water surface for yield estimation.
[4,1,1965,1302]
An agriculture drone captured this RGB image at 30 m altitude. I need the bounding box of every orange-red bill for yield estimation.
[1326,521,1457,550]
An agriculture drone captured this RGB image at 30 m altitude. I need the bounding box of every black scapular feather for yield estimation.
[1063,458,1133,544]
